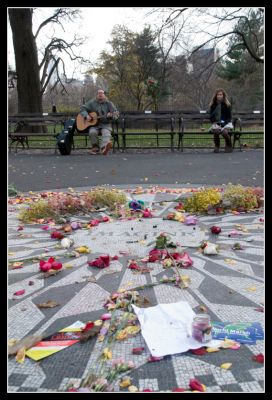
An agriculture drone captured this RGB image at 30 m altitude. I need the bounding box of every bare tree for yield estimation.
[8,7,89,115]
[148,7,263,66]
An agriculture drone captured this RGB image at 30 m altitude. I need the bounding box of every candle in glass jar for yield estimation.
[192,314,212,343]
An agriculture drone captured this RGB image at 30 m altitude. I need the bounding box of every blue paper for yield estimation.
[211,322,264,344]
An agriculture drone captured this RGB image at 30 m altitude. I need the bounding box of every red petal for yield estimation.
[252,353,264,363]
[172,388,186,392]
[129,263,140,270]
[189,378,205,392]
[112,255,119,260]
[82,322,94,332]
[51,261,62,270]
[13,289,25,296]
[132,347,145,355]
[254,307,264,312]
[102,216,110,222]
[190,347,207,355]
[48,257,55,264]
[148,356,163,362]
[100,255,110,267]
[39,260,46,267]
[90,219,100,226]
[148,255,159,262]
[88,258,105,268]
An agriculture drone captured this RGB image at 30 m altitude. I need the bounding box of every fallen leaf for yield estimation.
[36,300,59,308]
[220,363,232,369]
[199,305,208,313]
[224,258,237,265]
[247,286,257,291]
[40,269,62,278]
[12,262,23,268]
[80,325,101,342]
[63,263,73,269]
[8,338,18,347]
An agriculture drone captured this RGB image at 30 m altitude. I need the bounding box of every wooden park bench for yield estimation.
[116,111,177,152]
[8,112,120,153]
[8,113,66,153]
[177,111,264,152]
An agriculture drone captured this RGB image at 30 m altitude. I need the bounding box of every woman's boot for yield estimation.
[213,133,220,153]
[222,131,233,152]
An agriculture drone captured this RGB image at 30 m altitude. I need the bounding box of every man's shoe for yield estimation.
[214,147,219,153]
[88,145,100,155]
[101,142,112,155]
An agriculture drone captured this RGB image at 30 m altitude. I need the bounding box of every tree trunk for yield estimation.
[9,8,43,115]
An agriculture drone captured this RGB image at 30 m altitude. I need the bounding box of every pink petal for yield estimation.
[40,262,52,272]
[13,289,25,296]
[101,313,112,321]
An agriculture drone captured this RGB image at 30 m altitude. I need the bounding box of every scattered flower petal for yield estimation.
[252,353,264,363]
[189,378,206,392]
[13,290,25,296]
[220,363,232,369]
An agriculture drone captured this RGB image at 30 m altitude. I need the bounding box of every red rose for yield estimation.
[210,226,221,234]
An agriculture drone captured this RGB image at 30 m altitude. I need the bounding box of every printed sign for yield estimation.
[25,321,85,361]
[211,322,264,344]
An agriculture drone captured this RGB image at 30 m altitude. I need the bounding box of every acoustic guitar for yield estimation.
[76,111,119,132]
[76,112,102,132]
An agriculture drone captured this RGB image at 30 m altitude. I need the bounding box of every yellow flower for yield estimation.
[102,347,112,360]
[119,377,131,388]
[75,246,90,253]
[174,212,185,222]
[116,330,127,341]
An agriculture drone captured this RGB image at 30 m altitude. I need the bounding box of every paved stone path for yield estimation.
[8,186,264,393]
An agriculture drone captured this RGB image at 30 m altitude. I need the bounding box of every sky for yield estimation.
[8,7,254,81]
[8,7,159,79]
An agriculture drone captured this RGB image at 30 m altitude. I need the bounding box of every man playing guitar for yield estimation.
[77,89,119,155]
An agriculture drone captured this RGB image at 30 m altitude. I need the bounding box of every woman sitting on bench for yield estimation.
[209,88,233,153]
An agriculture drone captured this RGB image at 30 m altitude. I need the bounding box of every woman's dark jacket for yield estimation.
[210,102,232,126]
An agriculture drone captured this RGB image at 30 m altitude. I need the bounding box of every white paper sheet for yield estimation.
[132,301,221,357]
